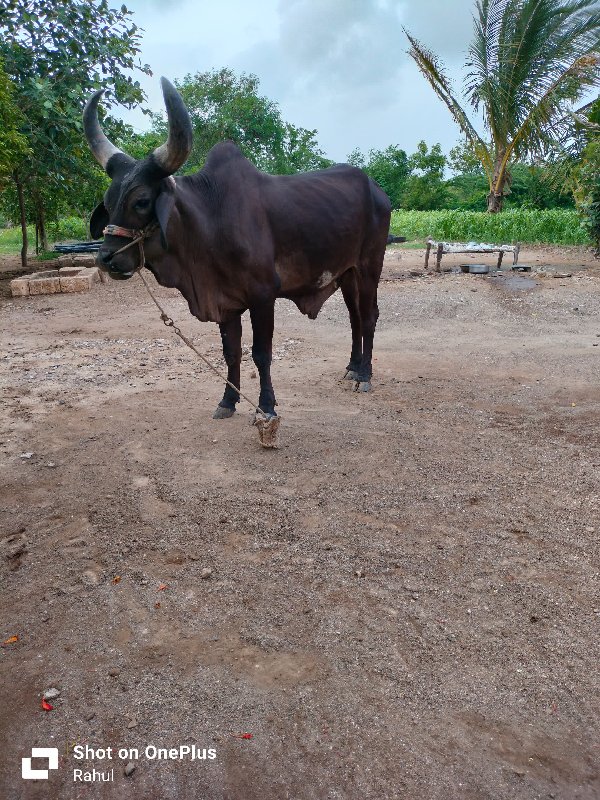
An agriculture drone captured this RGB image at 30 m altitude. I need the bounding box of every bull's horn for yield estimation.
[83,89,128,170]
[151,77,193,175]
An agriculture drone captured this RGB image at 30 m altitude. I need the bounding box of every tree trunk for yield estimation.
[14,174,28,269]
[33,192,48,252]
[487,191,504,212]
[74,207,92,241]
[37,203,48,251]
[487,152,511,213]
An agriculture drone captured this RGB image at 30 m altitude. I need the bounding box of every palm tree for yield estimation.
[406,0,600,211]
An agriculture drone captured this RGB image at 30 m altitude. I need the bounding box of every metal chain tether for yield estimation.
[136,269,269,420]
[102,223,278,443]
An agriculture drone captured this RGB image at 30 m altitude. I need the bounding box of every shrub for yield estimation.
[1,216,89,254]
[47,216,88,242]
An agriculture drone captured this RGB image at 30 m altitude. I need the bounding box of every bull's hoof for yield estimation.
[344,370,361,381]
[213,405,236,419]
[354,380,372,393]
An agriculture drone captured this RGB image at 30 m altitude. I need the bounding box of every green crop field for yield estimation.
[390,208,590,246]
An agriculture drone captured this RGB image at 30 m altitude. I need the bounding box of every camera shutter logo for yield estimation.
[22,747,59,780]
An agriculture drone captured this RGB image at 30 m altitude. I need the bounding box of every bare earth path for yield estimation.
[1,246,599,799]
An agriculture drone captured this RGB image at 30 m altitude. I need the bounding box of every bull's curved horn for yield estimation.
[151,77,193,175]
[83,89,128,170]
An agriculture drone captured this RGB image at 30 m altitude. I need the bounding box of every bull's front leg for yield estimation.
[249,300,277,417]
[213,314,242,419]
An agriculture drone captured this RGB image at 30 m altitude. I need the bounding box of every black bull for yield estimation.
[84,78,392,419]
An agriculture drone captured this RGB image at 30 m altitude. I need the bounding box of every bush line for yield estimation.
[390,208,590,245]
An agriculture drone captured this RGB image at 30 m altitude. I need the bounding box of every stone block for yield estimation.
[58,267,82,276]
[10,277,30,297]
[80,266,100,283]
[30,269,59,279]
[73,255,96,268]
[29,276,61,295]
[59,272,94,293]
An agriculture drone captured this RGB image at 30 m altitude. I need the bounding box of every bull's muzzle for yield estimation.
[97,248,136,279]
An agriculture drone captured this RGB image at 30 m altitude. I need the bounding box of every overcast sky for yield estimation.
[121,0,477,162]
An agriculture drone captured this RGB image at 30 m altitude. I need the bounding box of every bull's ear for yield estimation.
[90,202,109,239]
[155,177,176,250]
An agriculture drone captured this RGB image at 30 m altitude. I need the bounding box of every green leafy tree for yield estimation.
[116,126,169,162]
[507,163,574,208]
[347,145,409,208]
[402,141,449,210]
[277,122,333,174]
[448,139,486,176]
[406,0,600,211]
[0,58,29,188]
[447,138,574,210]
[155,69,331,176]
[445,139,489,209]
[0,0,150,265]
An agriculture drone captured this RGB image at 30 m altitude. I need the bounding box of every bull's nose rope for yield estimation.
[102,223,156,264]
[136,269,269,421]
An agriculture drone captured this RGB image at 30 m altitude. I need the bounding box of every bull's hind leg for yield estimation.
[213,314,242,419]
[250,300,277,417]
[353,242,385,392]
[339,268,362,381]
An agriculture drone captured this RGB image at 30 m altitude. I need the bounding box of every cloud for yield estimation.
[120,0,478,160]
[233,0,475,159]
[400,0,475,62]
[131,0,187,6]
[276,0,405,98]
[232,0,409,154]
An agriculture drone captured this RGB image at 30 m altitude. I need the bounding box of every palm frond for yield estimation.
[465,0,519,123]
[407,0,600,208]
[510,53,600,159]
[404,29,494,178]
[464,0,600,151]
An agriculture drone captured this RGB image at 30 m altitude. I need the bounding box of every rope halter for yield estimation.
[102,223,158,270]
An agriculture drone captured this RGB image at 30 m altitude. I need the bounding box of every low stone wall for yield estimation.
[10,262,103,297]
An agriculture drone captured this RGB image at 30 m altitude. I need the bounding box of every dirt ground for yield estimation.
[1,245,599,800]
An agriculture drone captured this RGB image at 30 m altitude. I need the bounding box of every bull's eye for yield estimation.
[134,198,151,212]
